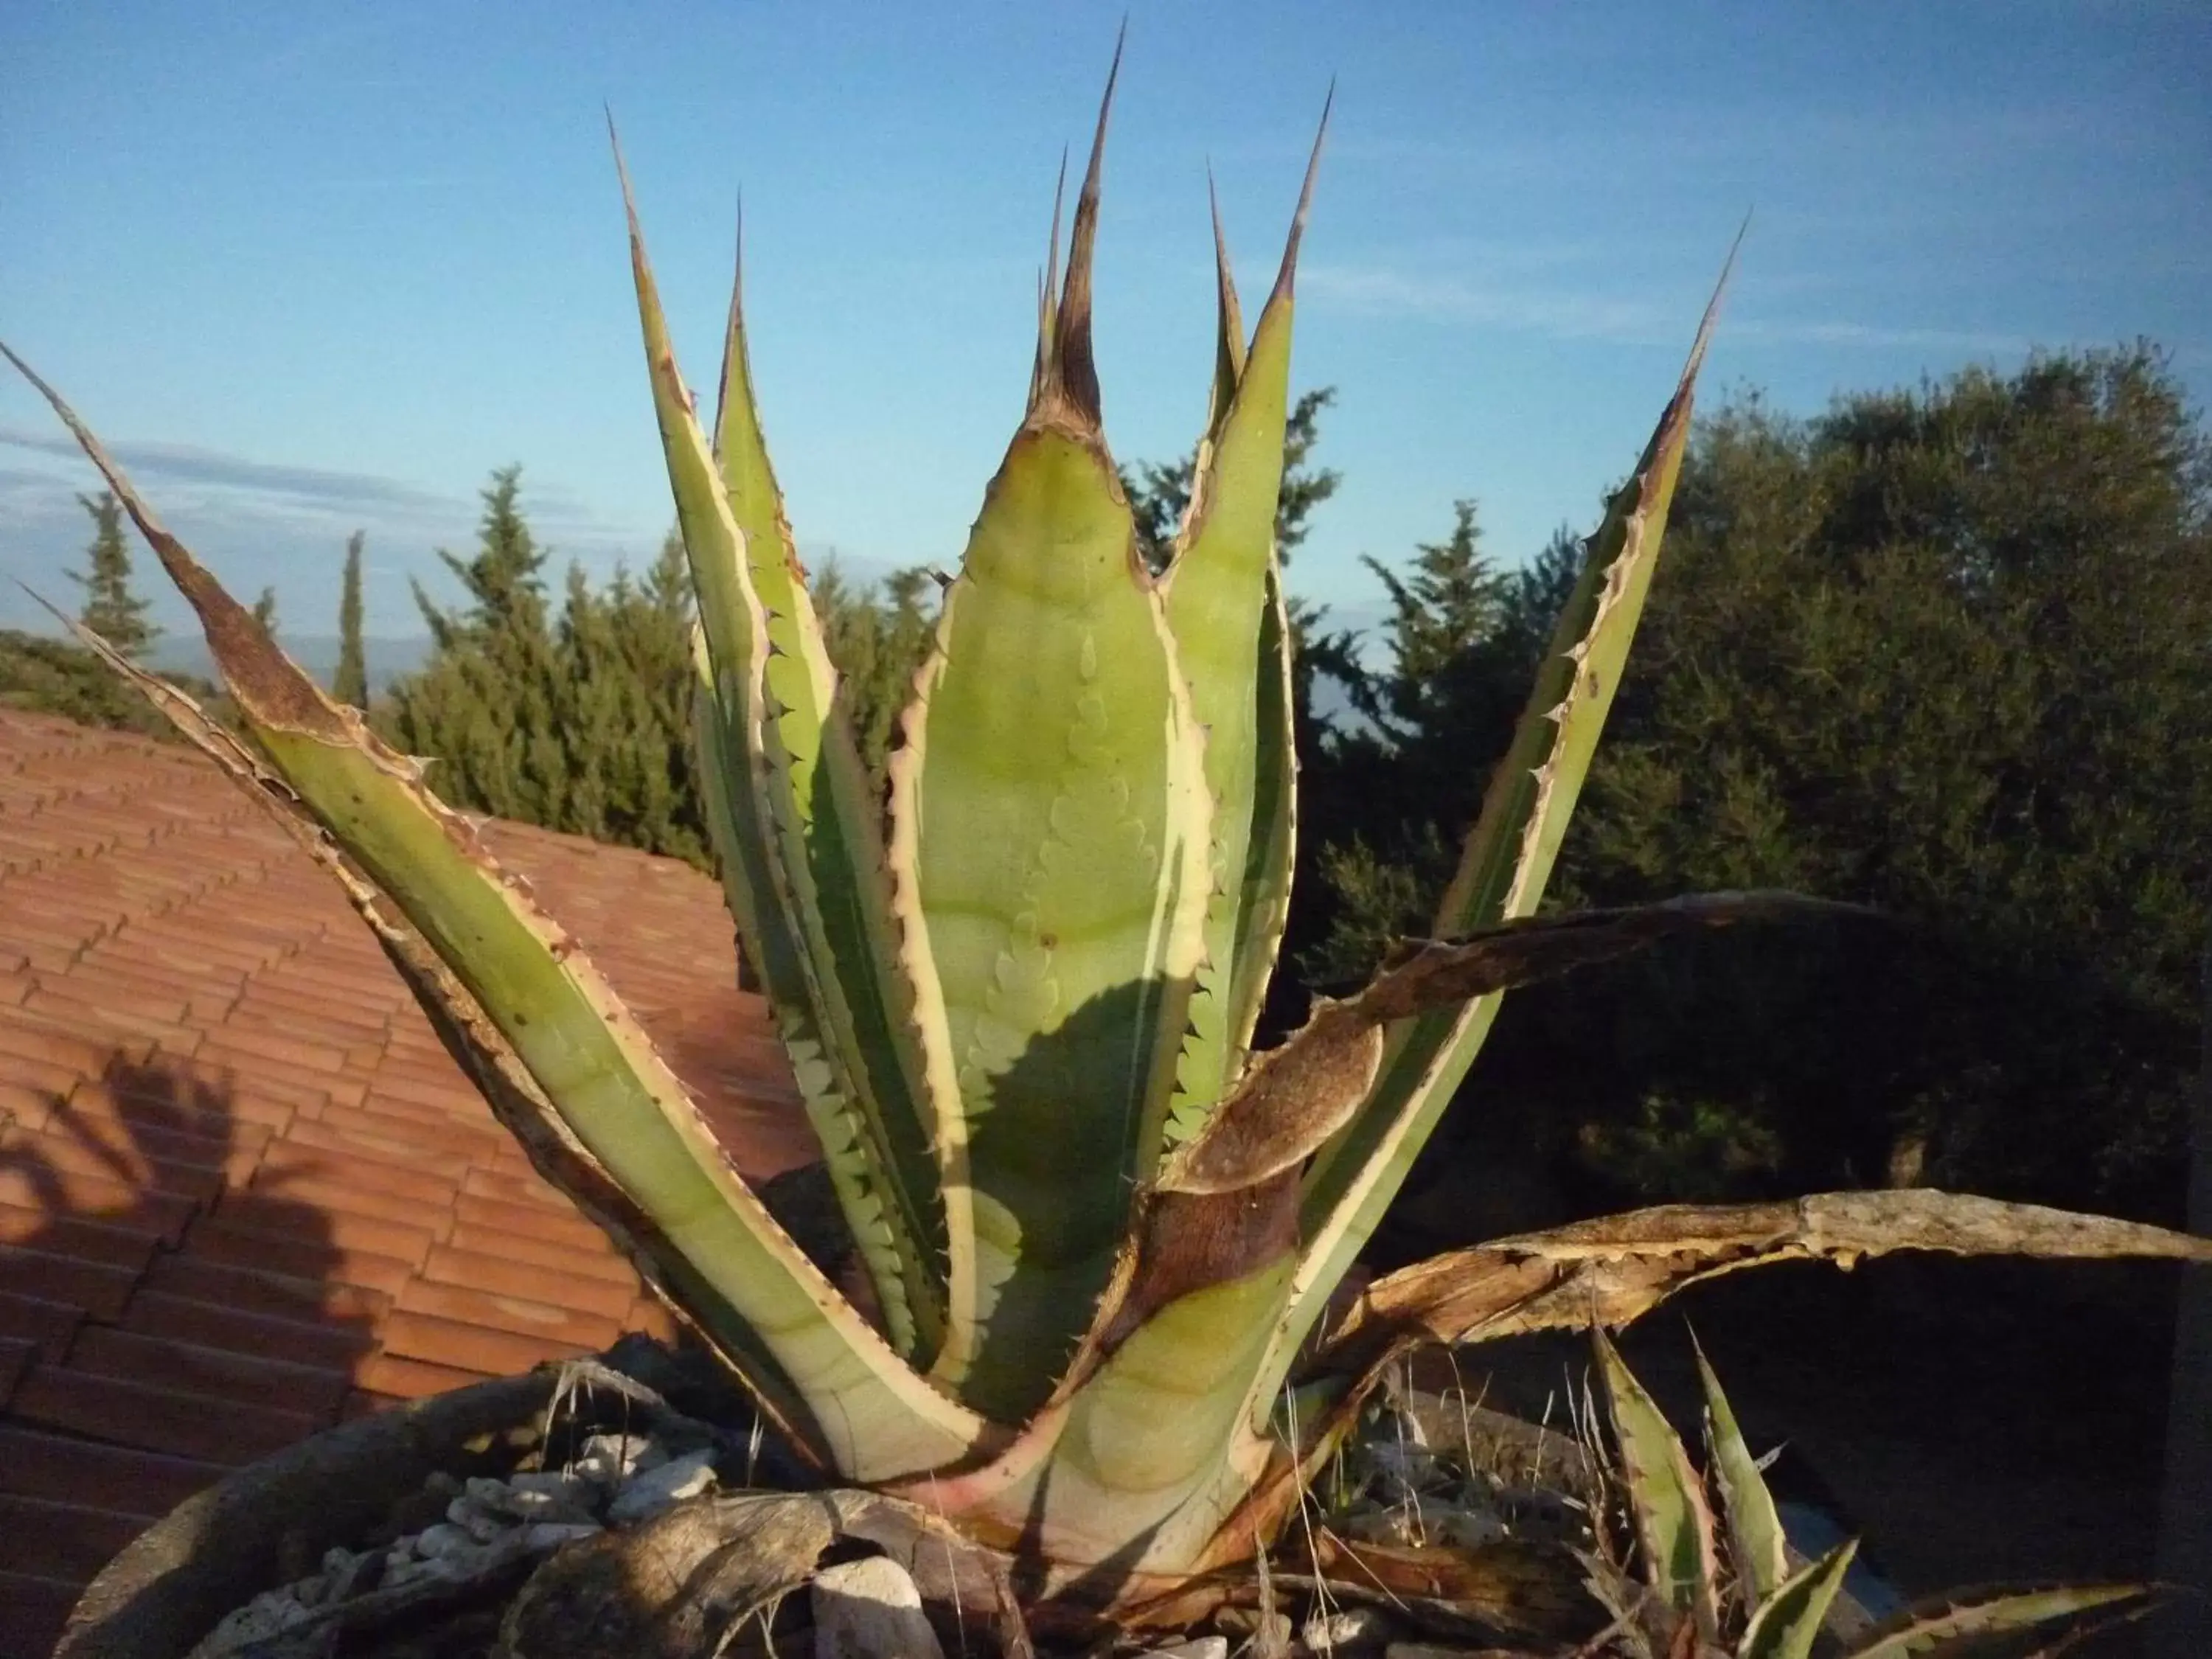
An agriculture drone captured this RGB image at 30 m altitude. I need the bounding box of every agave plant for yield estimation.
[7,48,2208,1624]
[1589,1330,2159,1658]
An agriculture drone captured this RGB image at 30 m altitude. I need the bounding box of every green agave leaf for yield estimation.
[1693,1332,1790,1607]
[1842,1583,2155,1659]
[920,1251,1301,1572]
[1228,558,1299,1060]
[1203,172,1247,434]
[1594,1329,1722,1638]
[617,151,950,1364]
[4,344,987,1483]
[1246,253,1736,1425]
[1739,1538,1860,1659]
[1158,108,1325,1140]
[886,60,1214,1419]
[690,636,919,1340]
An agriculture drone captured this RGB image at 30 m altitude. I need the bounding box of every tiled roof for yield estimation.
[0,709,816,1656]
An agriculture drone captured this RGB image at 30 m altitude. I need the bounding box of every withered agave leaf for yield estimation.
[1317,1190,2212,1377]
[1841,1582,2157,1659]
[1158,890,1865,1197]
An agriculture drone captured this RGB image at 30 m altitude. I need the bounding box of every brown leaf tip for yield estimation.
[1,341,338,736]
[1679,213,1749,393]
[1029,24,1124,439]
[1267,82,1333,310]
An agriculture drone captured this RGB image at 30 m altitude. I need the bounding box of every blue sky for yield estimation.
[3,1,2206,645]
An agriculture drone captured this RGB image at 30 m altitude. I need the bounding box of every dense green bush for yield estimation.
[1321,346,2211,1228]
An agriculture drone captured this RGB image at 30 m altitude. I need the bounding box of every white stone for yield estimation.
[1300,1606,1395,1652]
[1142,1640,1230,1659]
[509,1469,590,1496]
[445,1492,511,1543]
[608,1447,720,1524]
[413,1521,479,1560]
[574,1432,660,1483]
[380,1556,436,1590]
[189,1590,313,1658]
[811,1555,945,1659]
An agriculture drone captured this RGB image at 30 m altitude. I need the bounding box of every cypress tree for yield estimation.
[384,468,561,827]
[1298,499,1517,983]
[812,560,939,781]
[335,530,369,707]
[380,484,708,864]
[251,588,278,630]
[69,490,159,655]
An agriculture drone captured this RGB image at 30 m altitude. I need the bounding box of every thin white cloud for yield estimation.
[1303,263,2082,361]
[0,428,664,640]
[0,428,459,516]
[1301,264,1677,342]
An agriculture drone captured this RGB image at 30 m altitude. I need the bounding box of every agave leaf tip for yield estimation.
[1,342,338,735]
[1031,27,1124,435]
[1029,149,1071,408]
[1681,213,1750,388]
[1268,82,1333,305]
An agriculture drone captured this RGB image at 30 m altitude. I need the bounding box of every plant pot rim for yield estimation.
[60,1367,562,1659]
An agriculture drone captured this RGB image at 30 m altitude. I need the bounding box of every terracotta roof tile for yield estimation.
[142,1256,391,1328]
[379,1308,596,1377]
[1,1122,229,1204]
[451,1191,616,1251]
[420,1244,639,1321]
[0,1425,226,1517]
[0,1209,162,1272]
[0,1247,141,1321]
[0,1293,83,1362]
[116,1291,378,1374]
[65,1328,353,1419]
[0,1335,32,1408]
[10,1366,324,1464]
[0,1495,150,1584]
[443,1222,639,1285]
[0,709,815,1634]
[354,1350,498,1402]
[391,1278,625,1349]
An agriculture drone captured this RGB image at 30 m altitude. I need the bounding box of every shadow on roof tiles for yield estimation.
[1,1051,382,1649]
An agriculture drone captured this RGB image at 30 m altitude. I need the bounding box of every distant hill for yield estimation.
[147,633,431,696]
